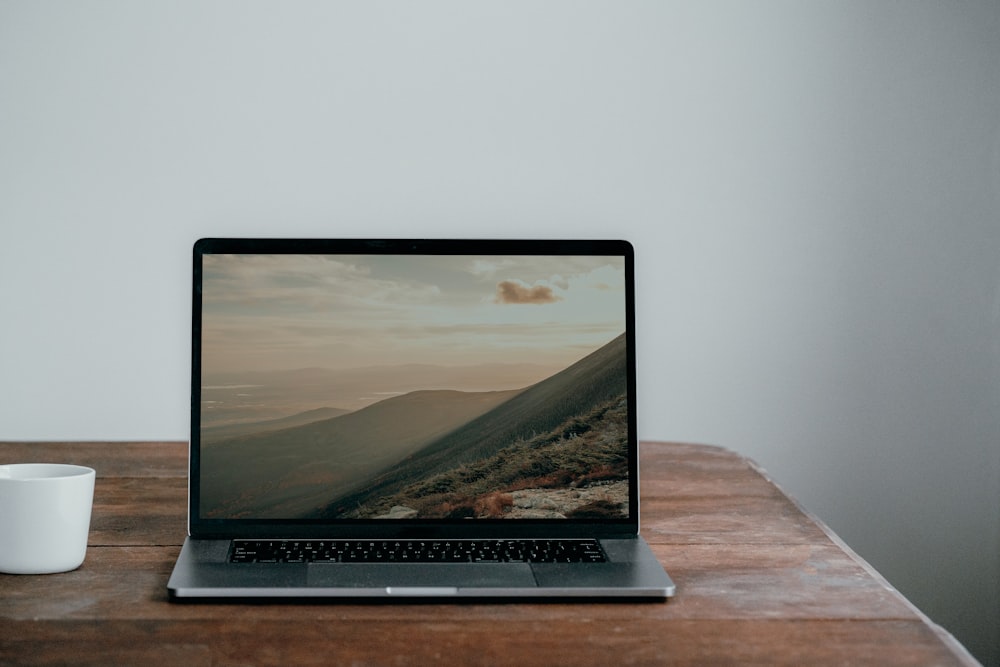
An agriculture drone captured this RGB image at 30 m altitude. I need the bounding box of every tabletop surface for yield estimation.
[0,441,977,666]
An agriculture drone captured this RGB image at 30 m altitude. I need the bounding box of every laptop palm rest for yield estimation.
[306,563,536,589]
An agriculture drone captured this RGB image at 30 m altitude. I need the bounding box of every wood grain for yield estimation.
[0,618,969,667]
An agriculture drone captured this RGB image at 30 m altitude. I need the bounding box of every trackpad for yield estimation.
[307,563,536,588]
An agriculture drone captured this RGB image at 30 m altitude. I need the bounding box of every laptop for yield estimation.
[167,238,675,600]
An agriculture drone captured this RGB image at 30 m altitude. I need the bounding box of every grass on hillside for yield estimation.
[351,394,630,519]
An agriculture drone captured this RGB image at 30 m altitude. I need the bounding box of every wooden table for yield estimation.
[0,441,977,666]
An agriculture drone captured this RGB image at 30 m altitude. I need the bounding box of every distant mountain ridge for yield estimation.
[201,360,563,424]
[201,407,350,443]
[201,388,522,518]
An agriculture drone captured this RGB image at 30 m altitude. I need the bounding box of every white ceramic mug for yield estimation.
[0,463,96,574]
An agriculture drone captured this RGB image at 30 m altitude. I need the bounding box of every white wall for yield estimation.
[1,1,997,662]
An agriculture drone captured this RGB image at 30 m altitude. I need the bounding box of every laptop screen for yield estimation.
[191,239,637,537]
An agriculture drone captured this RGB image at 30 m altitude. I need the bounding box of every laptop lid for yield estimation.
[190,238,639,541]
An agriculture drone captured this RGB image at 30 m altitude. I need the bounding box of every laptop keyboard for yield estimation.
[229,539,607,564]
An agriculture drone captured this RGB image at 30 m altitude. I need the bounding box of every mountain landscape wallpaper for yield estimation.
[199,253,630,521]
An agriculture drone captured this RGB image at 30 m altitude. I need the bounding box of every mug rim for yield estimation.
[0,463,96,481]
